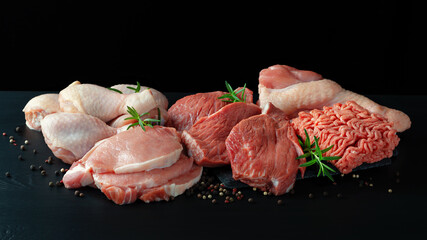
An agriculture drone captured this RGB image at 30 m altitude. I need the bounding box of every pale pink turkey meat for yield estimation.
[258,64,411,132]
[167,87,253,131]
[181,102,261,167]
[226,103,304,195]
[291,101,400,174]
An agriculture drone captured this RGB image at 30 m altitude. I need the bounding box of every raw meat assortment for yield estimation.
[59,81,158,122]
[182,102,261,167]
[23,93,60,131]
[21,64,412,203]
[258,64,411,132]
[167,87,253,131]
[63,126,202,204]
[40,112,121,164]
[291,101,400,174]
[226,103,304,195]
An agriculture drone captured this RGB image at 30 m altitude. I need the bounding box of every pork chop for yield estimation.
[63,153,202,204]
[181,102,261,167]
[76,126,183,174]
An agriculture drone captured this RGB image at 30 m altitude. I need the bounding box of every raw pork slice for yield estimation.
[23,93,60,131]
[63,153,202,205]
[77,126,183,174]
[291,101,400,174]
[181,102,261,167]
[258,64,411,132]
[167,87,253,131]
[226,103,304,195]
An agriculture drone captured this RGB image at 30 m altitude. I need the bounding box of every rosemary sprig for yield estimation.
[124,106,161,131]
[296,129,341,182]
[218,81,247,103]
[108,87,123,94]
[108,81,143,94]
[126,81,141,93]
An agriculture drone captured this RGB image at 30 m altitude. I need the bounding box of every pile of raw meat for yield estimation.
[23,64,411,204]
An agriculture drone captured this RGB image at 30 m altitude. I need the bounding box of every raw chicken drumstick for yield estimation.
[59,81,158,122]
[22,93,60,131]
[40,112,122,164]
[258,64,411,132]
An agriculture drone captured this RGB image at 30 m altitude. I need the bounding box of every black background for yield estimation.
[0,1,421,94]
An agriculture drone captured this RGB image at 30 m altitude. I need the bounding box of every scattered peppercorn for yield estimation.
[308,193,314,199]
[79,192,84,197]
[322,191,329,197]
[337,193,343,198]
[24,140,29,145]
[30,165,36,171]
[248,198,254,203]
[56,181,62,187]
[15,126,21,132]
[74,190,80,196]
[18,155,23,160]
[55,170,60,176]
[40,170,46,176]
[5,172,11,177]
[388,188,393,193]
[277,199,284,205]
[32,149,37,154]
[49,181,54,187]
[20,145,25,151]
[211,199,217,204]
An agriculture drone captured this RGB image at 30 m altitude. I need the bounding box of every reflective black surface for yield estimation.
[0,91,425,239]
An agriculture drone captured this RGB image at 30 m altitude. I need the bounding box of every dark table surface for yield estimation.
[0,91,425,239]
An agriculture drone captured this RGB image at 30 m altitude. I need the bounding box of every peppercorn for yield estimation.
[388,188,393,193]
[29,165,36,171]
[277,199,284,205]
[211,199,217,204]
[38,166,43,170]
[79,192,84,197]
[248,198,254,203]
[337,193,343,198]
[40,170,46,176]
[24,140,29,145]
[18,155,23,160]
[33,149,37,154]
[5,172,11,177]
[55,170,60,176]
[20,145,25,151]
[308,193,314,199]
[15,126,21,132]
[322,191,329,197]
[74,190,80,196]
[48,181,54,187]
[56,181,62,187]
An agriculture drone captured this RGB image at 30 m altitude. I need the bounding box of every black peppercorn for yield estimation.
[48,181,54,187]
[40,170,46,176]
[277,199,284,205]
[74,190,80,196]
[248,198,254,203]
[5,172,11,177]
[30,165,36,171]
[308,193,314,199]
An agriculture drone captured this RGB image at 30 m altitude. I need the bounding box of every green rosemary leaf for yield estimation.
[108,88,123,94]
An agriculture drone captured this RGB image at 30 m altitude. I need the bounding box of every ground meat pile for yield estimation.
[291,101,400,174]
